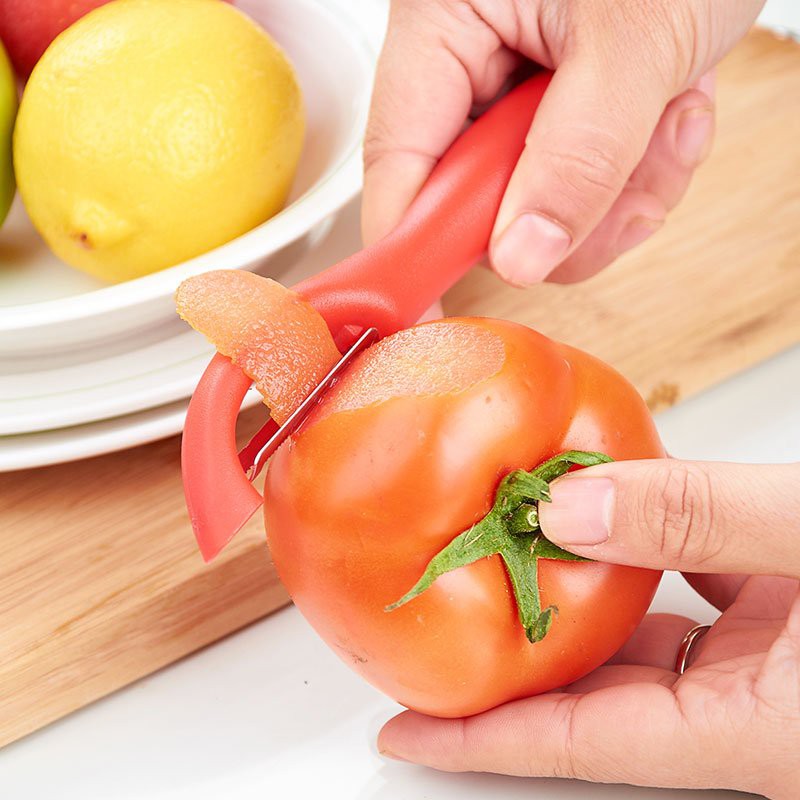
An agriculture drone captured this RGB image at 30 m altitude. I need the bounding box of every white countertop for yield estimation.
[2,1,798,797]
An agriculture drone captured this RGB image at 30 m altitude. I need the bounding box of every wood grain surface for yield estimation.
[1,28,799,748]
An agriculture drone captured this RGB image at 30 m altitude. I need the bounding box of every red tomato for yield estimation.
[264,318,663,718]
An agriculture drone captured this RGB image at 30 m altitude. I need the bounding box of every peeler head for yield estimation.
[238,326,379,482]
[181,328,378,562]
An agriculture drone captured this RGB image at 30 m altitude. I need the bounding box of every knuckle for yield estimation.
[542,695,601,781]
[363,115,435,174]
[538,137,628,211]
[656,1,707,78]
[536,695,581,779]
[362,125,391,171]
[641,463,718,566]
[576,2,692,89]
[446,716,472,766]
[420,717,475,771]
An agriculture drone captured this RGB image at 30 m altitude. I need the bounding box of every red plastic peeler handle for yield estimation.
[182,72,553,561]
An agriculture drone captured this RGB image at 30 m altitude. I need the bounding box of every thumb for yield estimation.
[489,51,675,286]
[539,460,800,577]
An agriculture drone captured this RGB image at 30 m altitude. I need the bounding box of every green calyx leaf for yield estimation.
[385,450,613,643]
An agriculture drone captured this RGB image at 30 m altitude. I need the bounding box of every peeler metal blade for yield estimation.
[238,326,379,481]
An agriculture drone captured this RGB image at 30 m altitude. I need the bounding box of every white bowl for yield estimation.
[0,0,376,356]
[0,197,364,436]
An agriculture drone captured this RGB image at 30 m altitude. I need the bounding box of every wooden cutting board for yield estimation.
[1,28,799,749]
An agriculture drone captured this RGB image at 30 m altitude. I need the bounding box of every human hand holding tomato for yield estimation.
[363,0,764,284]
[378,460,800,799]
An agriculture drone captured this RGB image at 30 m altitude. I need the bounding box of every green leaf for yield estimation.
[385,449,613,644]
[501,471,552,505]
[532,536,590,562]
[384,513,508,612]
[533,450,612,486]
[497,532,542,641]
[531,606,557,642]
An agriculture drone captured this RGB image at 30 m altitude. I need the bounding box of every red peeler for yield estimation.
[182,71,553,562]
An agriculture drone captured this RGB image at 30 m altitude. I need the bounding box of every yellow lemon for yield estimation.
[13,0,304,282]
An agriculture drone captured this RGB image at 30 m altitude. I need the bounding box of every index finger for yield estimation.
[361,1,515,244]
[379,684,699,788]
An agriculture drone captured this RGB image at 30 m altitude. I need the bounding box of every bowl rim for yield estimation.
[0,0,376,335]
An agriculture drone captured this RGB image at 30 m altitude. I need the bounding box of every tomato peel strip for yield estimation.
[176,270,341,425]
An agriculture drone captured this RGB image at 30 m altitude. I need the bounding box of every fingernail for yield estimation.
[492,212,572,286]
[539,477,614,546]
[617,216,663,255]
[379,747,408,762]
[676,107,714,167]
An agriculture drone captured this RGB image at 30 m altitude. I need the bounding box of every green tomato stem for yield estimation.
[385,450,613,643]
[506,503,540,535]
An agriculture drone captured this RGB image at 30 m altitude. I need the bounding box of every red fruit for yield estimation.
[264,317,664,717]
[0,0,231,80]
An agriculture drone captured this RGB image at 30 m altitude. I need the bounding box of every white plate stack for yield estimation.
[0,0,378,472]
